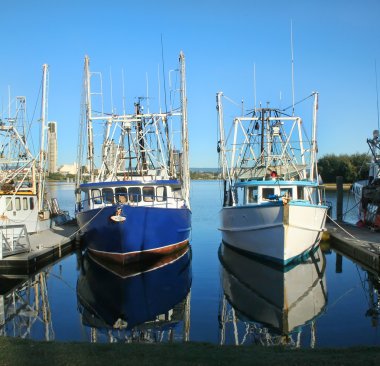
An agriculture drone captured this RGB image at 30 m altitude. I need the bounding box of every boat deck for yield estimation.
[325,221,380,274]
[0,221,80,276]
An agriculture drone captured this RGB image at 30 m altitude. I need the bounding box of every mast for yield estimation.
[84,56,95,182]
[135,101,147,174]
[216,92,226,180]
[179,51,190,207]
[310,92,318,182]
[38,64,48,211]
[260,109,265,166]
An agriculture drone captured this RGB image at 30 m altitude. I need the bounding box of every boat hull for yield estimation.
[77,204,192,264]
[219,201,328,265]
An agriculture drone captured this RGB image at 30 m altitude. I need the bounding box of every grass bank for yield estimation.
[0,338,379,365]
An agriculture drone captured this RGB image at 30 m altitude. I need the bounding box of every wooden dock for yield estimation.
[0,221,80,276]
[325,221,380,274]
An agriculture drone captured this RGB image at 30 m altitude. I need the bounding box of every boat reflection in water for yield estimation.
[0,271,54,340]
[218,243,327,347]
[77,246,192,343]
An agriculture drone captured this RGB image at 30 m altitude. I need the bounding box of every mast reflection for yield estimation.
[218,243,327,347]
[77,246,192,343]
[0,271,54,340]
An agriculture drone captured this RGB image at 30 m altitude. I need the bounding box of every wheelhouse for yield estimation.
[76,180,185,211]
[234,180,325,206]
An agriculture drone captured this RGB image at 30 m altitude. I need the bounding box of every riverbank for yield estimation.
[323,183,351,191]
[0,338,379,365]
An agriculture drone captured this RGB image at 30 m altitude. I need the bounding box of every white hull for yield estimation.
[219,202,328,265]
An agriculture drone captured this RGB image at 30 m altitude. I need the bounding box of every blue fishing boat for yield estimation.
[75,52,191,264]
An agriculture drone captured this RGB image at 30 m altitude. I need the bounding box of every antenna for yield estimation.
[290,20,295,116]
[146,72,150,113]
[122,68,126,115]
[253,63,257,112]
[109,67,114,114]
[8,85,11,119]
[160,34,168,113]
[375,59,380,130]
[158,64,162,113]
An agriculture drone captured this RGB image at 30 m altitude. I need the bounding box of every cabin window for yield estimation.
[91,189,102,204]
[262,188,275,200]
[143,187,155,202]
[156,186,167,202]
[23,197,28,210]
[82,192,88,205]
[115,187,128,203]
[15,197,21,211]
[6,197,12,211]
[102,188,114,204]
[247,187,258,203]
[280,188,293,199]
[30,197,34,210]
[128,187,141,202]
[297,186,304,200]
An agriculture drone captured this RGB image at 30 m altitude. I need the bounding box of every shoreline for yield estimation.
[322,183,352,191]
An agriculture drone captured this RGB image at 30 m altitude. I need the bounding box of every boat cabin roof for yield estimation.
[235,180,320,188]
[79,179,181,190]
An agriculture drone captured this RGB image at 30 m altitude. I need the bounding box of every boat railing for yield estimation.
[0,224,31,259]
[76,192,185,212]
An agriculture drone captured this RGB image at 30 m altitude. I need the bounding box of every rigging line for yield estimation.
[356,147,372,176]
[342,200,360,217]
[355,264,370,304]
[282,93,314,112]
[223,95,240,108]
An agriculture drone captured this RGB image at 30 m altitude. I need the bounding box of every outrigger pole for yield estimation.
[179,51,190,208]
[38,64,48,212]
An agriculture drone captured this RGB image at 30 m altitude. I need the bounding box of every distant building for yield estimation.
[47,121,58,173]
[58,163,78,175]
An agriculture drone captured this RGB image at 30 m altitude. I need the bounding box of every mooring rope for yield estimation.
[326,214,357,240]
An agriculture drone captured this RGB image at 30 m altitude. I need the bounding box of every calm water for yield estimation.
[0,181,378,347]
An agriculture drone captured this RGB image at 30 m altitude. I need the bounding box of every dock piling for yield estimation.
[336,176,343,221]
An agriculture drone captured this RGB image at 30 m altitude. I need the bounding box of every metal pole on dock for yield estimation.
[336,176,343,221]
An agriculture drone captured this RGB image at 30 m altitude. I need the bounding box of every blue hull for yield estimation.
[76,205,191,263]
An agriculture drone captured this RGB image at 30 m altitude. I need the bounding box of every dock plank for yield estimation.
[0,222,80,276]
[326,221,380,274]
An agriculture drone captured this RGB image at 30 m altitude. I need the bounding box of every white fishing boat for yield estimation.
[75,52,191,264]
[0,65,69,258]
[217,92,328,265]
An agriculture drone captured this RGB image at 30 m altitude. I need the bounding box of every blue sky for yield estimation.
[1,0,380,167]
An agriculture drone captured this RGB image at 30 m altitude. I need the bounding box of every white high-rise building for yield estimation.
[47,121,58,173]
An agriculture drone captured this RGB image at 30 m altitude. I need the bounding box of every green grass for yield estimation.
[0,338,379,366]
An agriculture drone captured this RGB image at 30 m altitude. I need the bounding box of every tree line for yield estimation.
[317,153,371,183]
